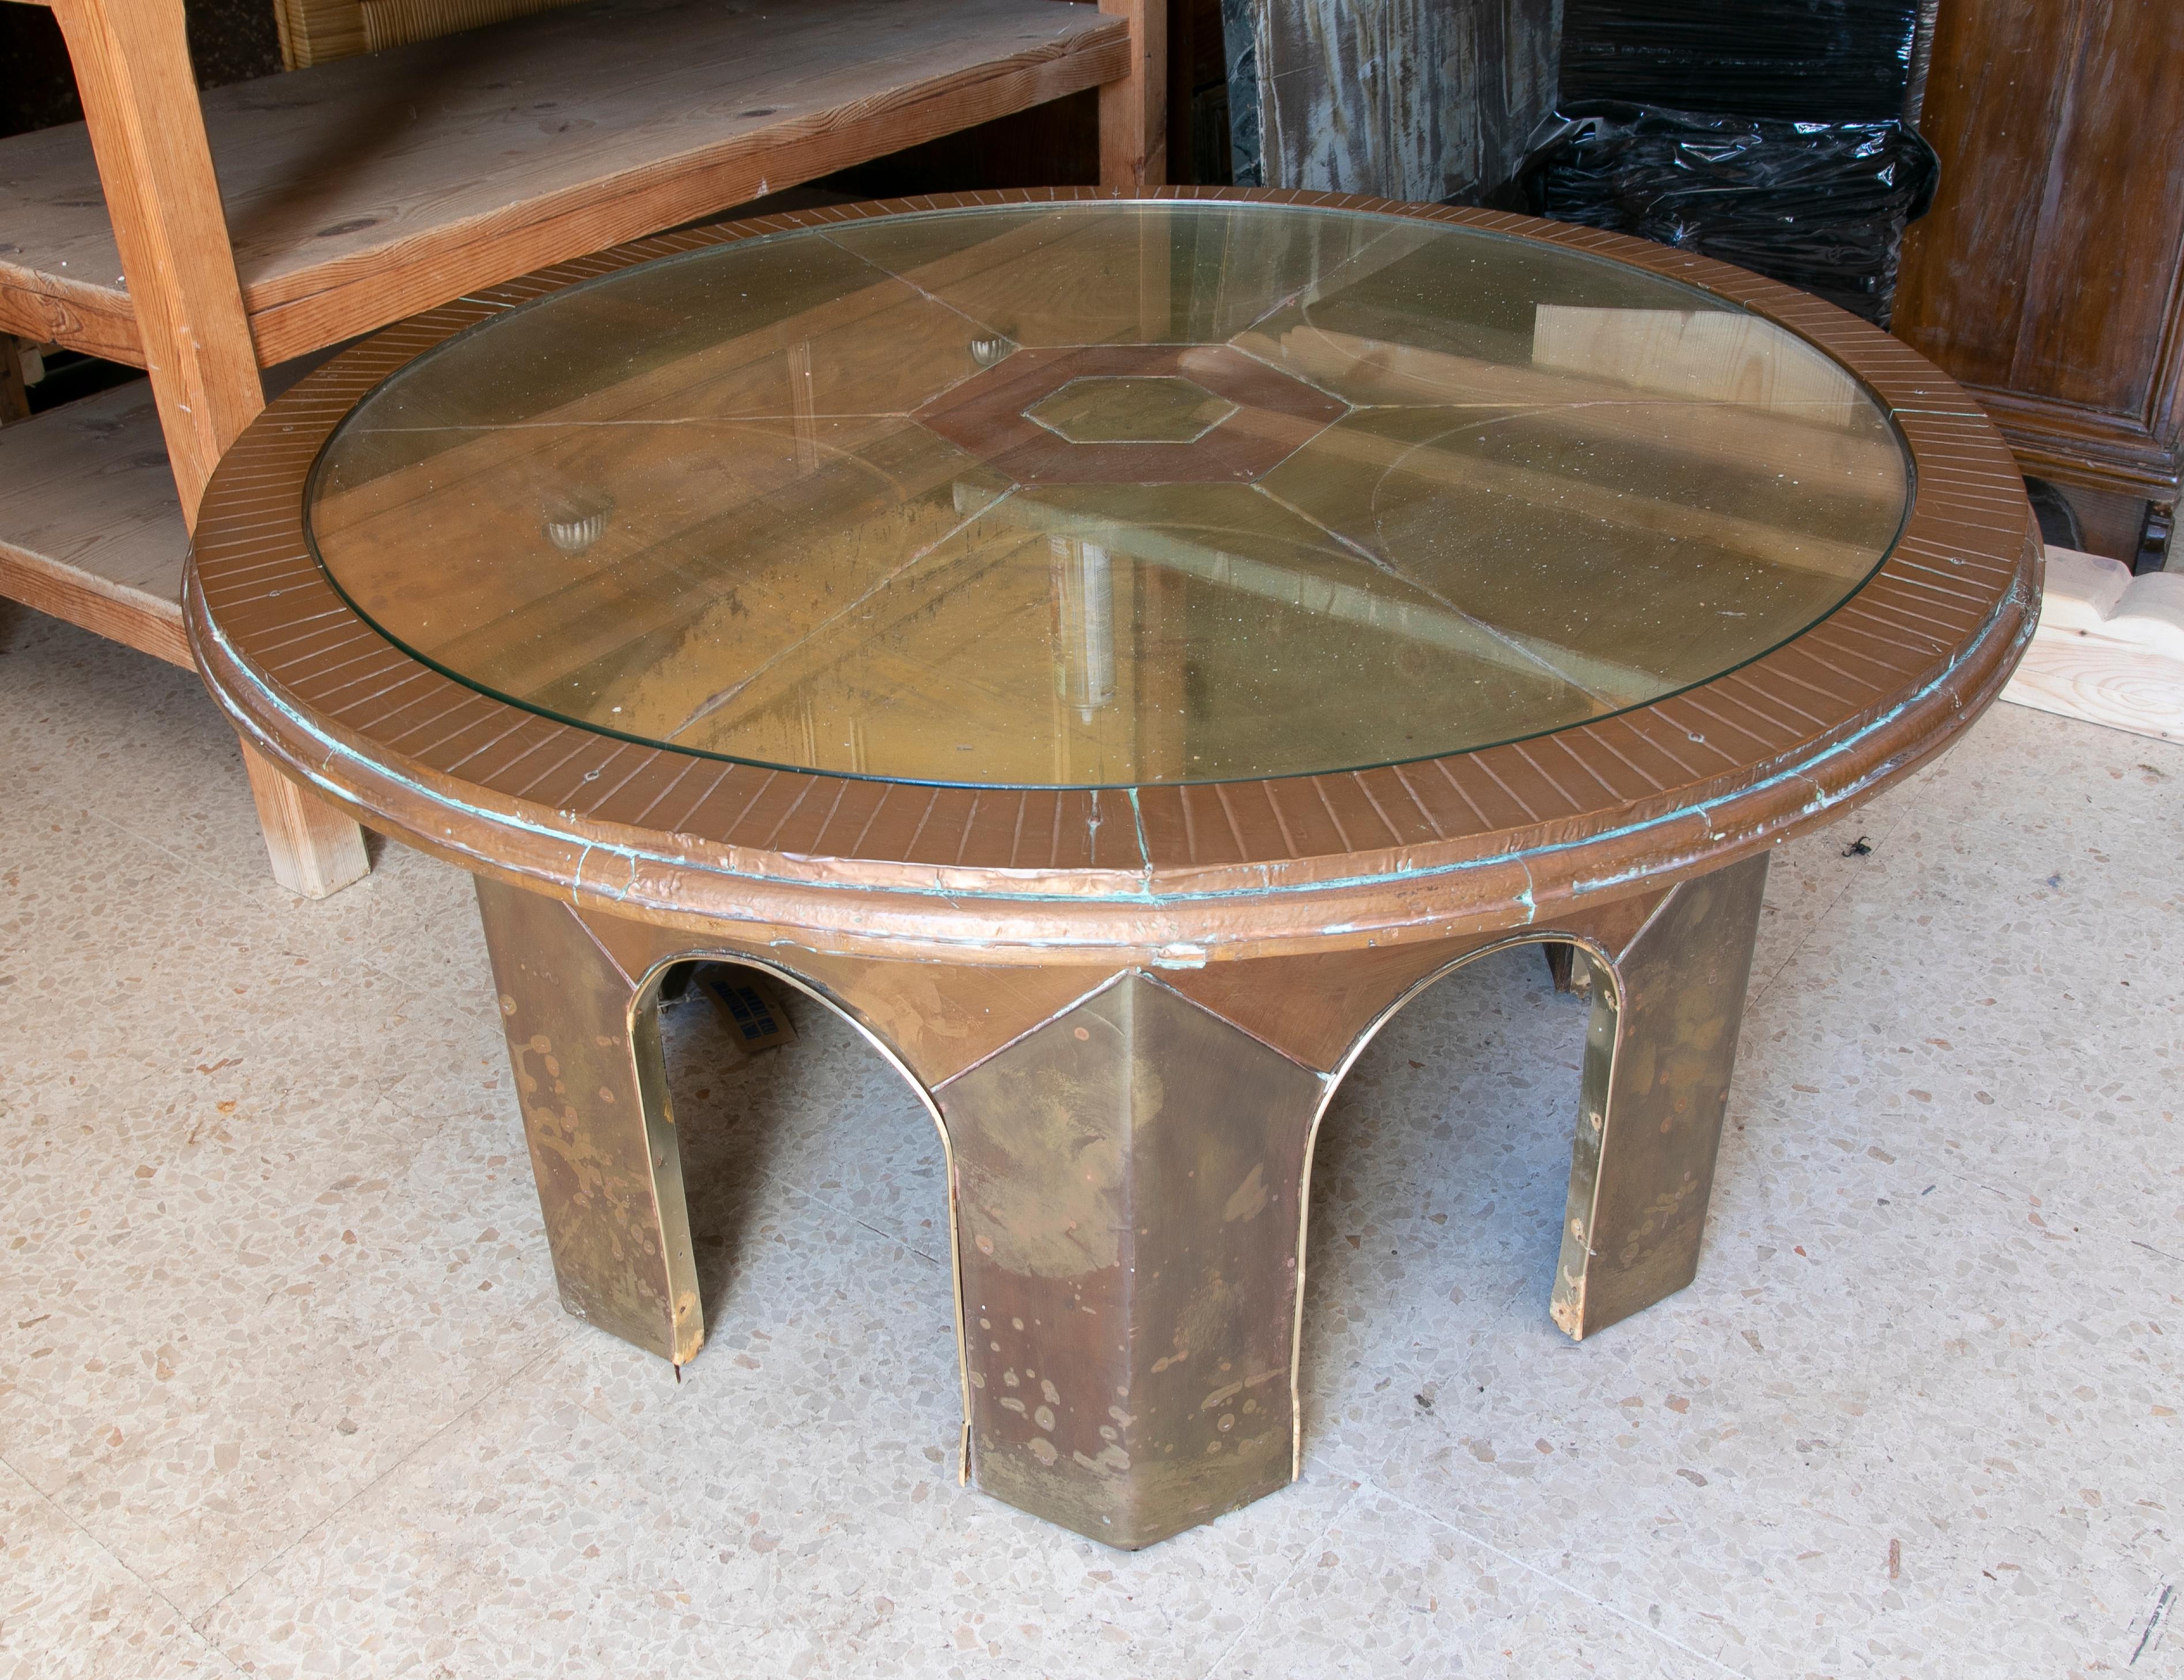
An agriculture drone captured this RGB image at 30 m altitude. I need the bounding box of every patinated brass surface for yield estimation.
[1550,852,1771,1340]
[187,191,2038,1550]
[471,867,1768,1549]
[937,975,1324,1548]
[474,876,702,1365]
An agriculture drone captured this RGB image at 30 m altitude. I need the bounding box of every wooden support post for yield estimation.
[241,744,372,898]
[1099,0,1168,189]
[50,0,374,896]
[50,0,266,517]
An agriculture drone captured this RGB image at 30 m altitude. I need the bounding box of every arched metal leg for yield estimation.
[467,859,1773,1545]
[1550,851,1771,1340]
[475,876,702,1365]
[934,973,1325,1549]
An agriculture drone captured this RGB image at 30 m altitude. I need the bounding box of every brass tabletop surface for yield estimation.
[304,200,1912,791]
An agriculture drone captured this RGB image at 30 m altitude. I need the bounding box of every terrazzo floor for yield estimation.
[2,598,2182,1679]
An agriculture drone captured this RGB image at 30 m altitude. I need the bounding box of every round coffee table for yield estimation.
[187,189,2035,1549]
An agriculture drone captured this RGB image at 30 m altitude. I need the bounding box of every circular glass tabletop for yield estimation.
[306,201,1911,790]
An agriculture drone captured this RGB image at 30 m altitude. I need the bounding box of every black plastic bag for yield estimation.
[1560,0,1928,124]
[1513,101,1940,325]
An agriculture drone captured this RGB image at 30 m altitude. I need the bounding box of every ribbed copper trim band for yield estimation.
[188,188,2038,962]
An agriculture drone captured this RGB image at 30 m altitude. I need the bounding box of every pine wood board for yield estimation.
[0,0,1128,369]
[0,378,190,666]
[2001,545,2184,744]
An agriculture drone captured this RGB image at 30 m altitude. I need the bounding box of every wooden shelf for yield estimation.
[0,0,1154,898]
[0,0,1128,369]
[0,378,190,666]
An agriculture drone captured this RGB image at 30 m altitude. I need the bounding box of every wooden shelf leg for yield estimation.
[1099,0,1168,189]
[51,0,267,516]
[0,335,29,426]
[52,0,376,897]
[241,743,371,899]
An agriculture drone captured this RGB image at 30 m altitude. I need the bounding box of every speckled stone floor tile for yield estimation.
[1209,1484,1729,1678]
[1737,705,2184,1246]
[654,980,953,1260]
[0,1457,234,1678]
[7,604,2184,1678]
[203,1194,1360,1680]
[0,1084,551,1619]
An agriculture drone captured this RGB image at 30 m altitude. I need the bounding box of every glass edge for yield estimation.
[294,198,1929,799]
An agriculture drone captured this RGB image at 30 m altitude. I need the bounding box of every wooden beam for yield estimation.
[48,0,263,522]
[1099,0,1167,187]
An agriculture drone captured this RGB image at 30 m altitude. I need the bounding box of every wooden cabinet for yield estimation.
[1894,0,2183,570]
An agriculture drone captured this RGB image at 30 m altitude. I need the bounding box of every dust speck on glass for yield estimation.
[305,202,1910,788]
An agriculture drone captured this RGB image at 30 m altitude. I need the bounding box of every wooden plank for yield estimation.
[0,377,190,666]
[48,0,267,518]
[2000,545,2184,744]
[2009,4,2184,417]
[1894,0,2184,529]
[0,0,1130,369]
[1097,0,1167,188]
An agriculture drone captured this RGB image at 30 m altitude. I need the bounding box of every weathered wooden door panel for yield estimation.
[1895,0,2184,554]
[1229,0,1558,204]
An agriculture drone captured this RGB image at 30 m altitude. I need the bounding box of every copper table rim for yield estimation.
[185,186,2041,965]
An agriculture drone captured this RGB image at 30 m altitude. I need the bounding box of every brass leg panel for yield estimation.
[475,878,702,1365]
[935,974,1324,1549]
[1551,851,1770,1340]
